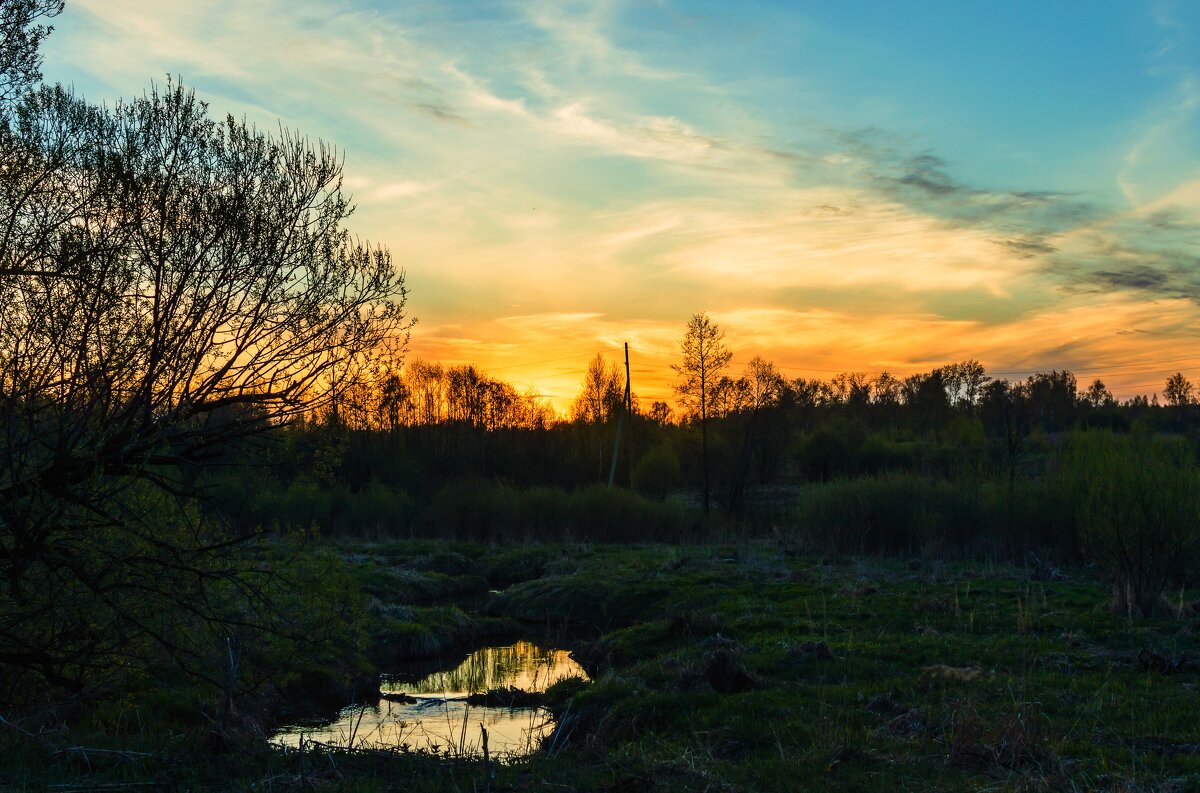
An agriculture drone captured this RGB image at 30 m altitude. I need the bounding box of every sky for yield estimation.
[39,0,1200,413]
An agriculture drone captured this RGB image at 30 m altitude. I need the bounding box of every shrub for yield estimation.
[797,424,861,480]
[790,474,983,556]
[428,479,519,542]
[517,486,571,538]
[857,434,919,474]
[1057,431,1200,616]
[632,444,682,500]
[345,482,415,536]
[568,485,688,543]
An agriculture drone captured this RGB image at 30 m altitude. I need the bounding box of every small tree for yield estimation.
[672,312,731,512]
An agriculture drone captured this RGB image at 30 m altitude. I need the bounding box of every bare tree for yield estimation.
[744,356,784,410]
[647,400,673,425]
[873,371,902,407]
[571,354,623,424]
[672,312,731,512]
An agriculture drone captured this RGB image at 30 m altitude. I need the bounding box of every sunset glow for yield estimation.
[44,1,1200,413]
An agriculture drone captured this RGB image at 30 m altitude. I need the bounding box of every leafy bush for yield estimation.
[797,424,862,480]
[428,479,519,541]
[632,444,683,500]
[421,481,689,543]
[344,482,416,536]
[790,474,983,556]
[1057,431,1200,616]
[517,486,571,536]
[567,485,688,542]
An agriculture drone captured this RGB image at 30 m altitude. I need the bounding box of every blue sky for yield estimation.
[38,0,1200,408]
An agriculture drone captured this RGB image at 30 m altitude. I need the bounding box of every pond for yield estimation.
[271,641,588,760]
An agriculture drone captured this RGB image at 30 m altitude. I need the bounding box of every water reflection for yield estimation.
[271,642,588,759]
[383,641,585,698]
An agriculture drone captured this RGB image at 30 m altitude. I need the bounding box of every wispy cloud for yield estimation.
[36,0,1200,409]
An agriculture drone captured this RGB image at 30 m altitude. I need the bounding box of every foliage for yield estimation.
[1057,431,1200,616]
[790,473,984,556]
[426,480,688,543]
[0,487,365,720]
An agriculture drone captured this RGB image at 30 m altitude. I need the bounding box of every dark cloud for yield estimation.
[412,101,473,126]
[1050,224,1200,302]
[898,154,957,196]
[818,127,1200,305]
[999,236,1057,258]
[830,129,1094,235]
[1091,265,1170,290]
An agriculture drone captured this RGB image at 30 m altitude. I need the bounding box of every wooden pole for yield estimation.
[608,345,630,488]
[625,342,633,487]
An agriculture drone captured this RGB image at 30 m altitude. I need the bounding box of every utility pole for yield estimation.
[624,343,633,487]
[608,343,631,488]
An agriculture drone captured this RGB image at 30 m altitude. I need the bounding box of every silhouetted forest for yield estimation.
[207,348,1200,560]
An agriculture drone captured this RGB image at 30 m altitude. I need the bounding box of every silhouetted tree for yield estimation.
[1164,372,1194,408]
[831,371,871,413]
[672,312,731,512]
[744,356,784,409]
[1025,370,1077,431]
[1083,378,1114,409]
[724,357,787,511]
[943,360,988,410]
[902,369,950,427]
[0,70,410,693]
[980,378,1032,548]
[647,400,673,426]
[873,371,902,407]
[571,354,624,424]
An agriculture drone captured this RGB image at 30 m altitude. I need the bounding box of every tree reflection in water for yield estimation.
[382,640,586,697]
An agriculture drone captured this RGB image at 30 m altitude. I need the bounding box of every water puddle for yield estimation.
[271,641,588,759]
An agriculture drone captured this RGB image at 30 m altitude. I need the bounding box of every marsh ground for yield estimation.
[5,540,1198,792]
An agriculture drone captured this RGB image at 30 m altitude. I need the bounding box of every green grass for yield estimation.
[3,541,1198,791]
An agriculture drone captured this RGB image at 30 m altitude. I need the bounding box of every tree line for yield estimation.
[224,307,1197,538]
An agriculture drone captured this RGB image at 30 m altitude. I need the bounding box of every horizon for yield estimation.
[40,0,1200,412]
